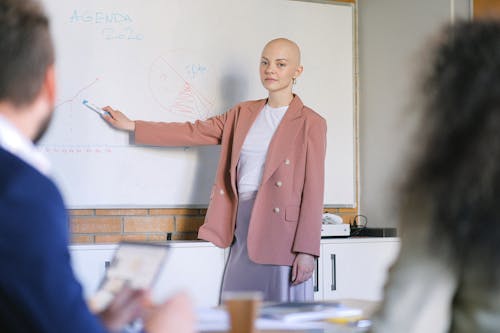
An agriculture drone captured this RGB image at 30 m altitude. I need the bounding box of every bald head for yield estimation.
[262,38,301,67]
[259,38,304,96]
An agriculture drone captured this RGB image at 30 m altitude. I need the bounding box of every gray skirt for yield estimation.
[220,191,313,303]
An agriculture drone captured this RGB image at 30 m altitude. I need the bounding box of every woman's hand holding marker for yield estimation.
[102,106,136,132]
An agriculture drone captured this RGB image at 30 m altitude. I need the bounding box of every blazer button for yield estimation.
[219,189,225,195]
[273,207,280,213]
[285,159,291,165]
[276,181,283,187]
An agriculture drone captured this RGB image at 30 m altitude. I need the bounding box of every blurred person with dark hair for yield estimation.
[371,20,500,333]
[0,0,194,332]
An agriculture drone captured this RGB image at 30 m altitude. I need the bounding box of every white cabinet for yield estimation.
[316,238,400,301]
[69,241,225,307]
[70,238,399,307]
[153,243,225,306]
[70,245,116,298]
[313,255,323,300]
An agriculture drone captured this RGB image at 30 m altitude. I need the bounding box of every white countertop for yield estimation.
[70,238,400,251]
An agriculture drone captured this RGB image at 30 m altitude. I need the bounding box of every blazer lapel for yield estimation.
[261,96,304,185]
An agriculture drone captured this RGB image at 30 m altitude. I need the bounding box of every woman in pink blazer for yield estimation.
[103,38,327,302]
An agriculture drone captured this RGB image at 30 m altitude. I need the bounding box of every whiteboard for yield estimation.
[40,0,357,208]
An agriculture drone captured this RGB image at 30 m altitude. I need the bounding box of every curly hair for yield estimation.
[0,0,53,106]
[402,20,500,274]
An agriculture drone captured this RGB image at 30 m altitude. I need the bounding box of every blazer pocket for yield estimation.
[285,206,300,222]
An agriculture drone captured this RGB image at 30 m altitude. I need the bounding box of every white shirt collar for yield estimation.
[0,114,51,175]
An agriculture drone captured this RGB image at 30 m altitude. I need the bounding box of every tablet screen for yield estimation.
[89,242,170,312]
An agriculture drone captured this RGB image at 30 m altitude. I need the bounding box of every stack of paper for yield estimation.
[260,302,362,323]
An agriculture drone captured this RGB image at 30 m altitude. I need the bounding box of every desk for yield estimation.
[198,299,379,333]
[199,324,330,332]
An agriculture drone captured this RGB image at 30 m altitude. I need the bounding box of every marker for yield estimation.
[82,100,110,117]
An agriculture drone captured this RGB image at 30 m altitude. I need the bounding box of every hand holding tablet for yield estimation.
[89,242,170,313]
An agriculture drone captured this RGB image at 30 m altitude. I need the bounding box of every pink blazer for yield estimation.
[135,95,327,266]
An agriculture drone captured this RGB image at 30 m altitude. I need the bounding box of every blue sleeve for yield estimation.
[0,164,109,333]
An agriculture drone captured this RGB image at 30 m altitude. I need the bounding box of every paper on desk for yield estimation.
[197,307,333,331]
[260,302,363,323]
[197,307,229,331]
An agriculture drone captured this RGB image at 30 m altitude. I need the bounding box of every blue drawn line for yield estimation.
[102,26,143,41]
[185,64,207,80]
[69,10,133,24]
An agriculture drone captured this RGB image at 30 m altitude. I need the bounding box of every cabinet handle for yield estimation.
[330,254,336,291]
[313,257,319,292]
[104,261,111,269]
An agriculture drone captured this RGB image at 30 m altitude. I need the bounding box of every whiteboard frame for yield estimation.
[44,0,359,209]
[291,0,359,208]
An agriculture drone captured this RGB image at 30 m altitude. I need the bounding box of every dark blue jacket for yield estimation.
[0,147,108,332]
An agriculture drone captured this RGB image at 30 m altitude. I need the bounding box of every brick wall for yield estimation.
[69,207,357,244]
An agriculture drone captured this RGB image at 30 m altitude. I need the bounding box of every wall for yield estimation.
[68,207,357,244]
[358,0,471,228]
[69,208,205,243]
[69,0,476,242]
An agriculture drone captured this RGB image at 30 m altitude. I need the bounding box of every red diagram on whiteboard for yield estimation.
[148,56,215,119]
[55,78,100,110]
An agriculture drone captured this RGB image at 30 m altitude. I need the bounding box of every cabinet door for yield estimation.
[313,251,323,300]
[322,241,400,301]
[70,244,225,307]
[70,246,117,298]
[153,245,225,307]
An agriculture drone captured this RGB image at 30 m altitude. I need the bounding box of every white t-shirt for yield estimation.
[237,103,288,194]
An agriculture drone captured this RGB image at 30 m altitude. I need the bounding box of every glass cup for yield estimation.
[223,291,263,333]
